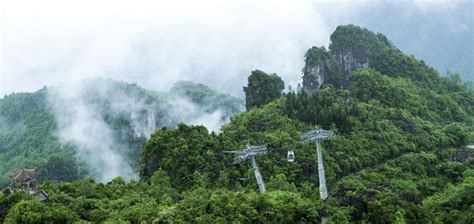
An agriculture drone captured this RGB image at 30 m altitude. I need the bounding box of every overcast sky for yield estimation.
[1,0,472,97]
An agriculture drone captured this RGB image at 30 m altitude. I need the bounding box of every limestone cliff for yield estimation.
[302,47,331,92]
[302,25,391,92]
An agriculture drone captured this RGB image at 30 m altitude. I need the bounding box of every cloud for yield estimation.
[0,0,348,96]
[46,78,235,182]
[165,96,227,133]
[1,0,472,97]
[47,80,139,182]
[1,0,471,183]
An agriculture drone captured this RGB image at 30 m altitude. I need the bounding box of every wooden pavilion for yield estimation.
[5,168,47,200]
[9,168,39,194]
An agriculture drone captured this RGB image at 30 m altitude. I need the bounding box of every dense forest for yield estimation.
[0,80,243,184]
[0,25,473,223]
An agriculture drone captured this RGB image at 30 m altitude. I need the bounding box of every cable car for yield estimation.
[287,150,295,162]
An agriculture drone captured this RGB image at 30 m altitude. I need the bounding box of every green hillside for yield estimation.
[0,79,243,185]
[1,25,473,223]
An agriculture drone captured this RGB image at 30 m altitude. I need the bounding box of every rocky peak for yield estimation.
[302,47,331,92]
[302,25,390,92]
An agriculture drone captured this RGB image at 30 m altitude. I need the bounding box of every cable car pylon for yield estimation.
[301,128,336,224]
[224,143,268,193]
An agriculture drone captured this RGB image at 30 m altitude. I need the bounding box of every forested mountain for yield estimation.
[1,25,473,223]
[0,79,243,185]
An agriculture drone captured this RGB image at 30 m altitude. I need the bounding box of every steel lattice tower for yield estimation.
[224,144,267,193]
[301,129,336,200]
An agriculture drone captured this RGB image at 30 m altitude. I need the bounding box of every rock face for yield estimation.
[302,48,370,92]
[302,63,324,92]
[302,47,331,92]
[131,109,157,139]
[338,51,370,72]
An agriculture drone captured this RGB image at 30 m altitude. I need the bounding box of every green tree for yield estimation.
[243,70,284,111]
[140,124,221,190]
[4,199,78,223]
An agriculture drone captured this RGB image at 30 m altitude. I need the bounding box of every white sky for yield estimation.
[0,0,470,96]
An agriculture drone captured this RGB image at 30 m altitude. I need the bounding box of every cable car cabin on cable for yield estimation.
[287,151,295,162]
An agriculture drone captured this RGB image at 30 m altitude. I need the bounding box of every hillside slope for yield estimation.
[0,25,473,223]
[0,79,244,184]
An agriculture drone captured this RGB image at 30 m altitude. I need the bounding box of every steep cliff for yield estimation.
[302,25,414,91]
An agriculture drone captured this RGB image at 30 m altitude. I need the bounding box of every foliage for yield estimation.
[0,80,243,184]
[423,169,474,224]
[0,25,473,223]
[303,25,465,93]
[3,198,78,223]
[329,24,391,59]
[243,70,285,111]
[302,46,346,90]
[140,124,222,190]
[170,81,244,117]
[0,88,85,185]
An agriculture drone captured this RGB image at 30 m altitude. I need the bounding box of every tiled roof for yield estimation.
[9,169,38,182]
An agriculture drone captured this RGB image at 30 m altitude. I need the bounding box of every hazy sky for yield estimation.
[1,0,472,97]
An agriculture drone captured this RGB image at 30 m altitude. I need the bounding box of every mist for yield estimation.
[2,0,471,97]
[1,0,472,182]
[47,78,239,182]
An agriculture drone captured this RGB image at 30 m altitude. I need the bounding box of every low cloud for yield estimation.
[47,78,234,182]
[2,1,471,96]
[165,96,226,132]
[0,1,362,96]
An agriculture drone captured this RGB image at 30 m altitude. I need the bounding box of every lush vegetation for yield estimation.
[0,88,87,186]
[243,70,285,111]
[0,80,243,185]
[1,25,473,223]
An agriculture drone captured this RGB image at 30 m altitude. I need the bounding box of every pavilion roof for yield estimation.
[9,168,38,182]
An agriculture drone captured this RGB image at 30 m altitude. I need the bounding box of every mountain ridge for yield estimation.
[0,79,244,184]
[0,24,472,223]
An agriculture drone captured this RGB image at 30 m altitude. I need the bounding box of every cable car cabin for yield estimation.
[287,151,295,162]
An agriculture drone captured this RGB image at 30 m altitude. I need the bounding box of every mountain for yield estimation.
[1,25,473,223]
[0,79,244,184]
